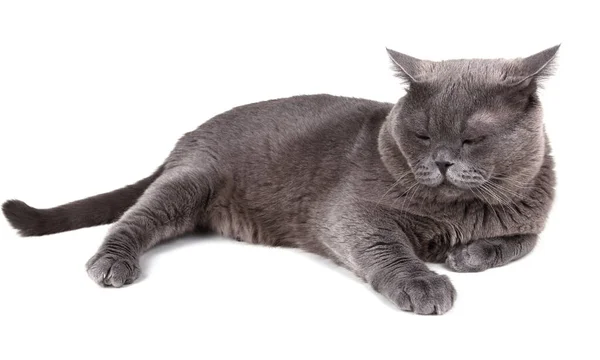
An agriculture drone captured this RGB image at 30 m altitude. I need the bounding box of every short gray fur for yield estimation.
[2,45,559,315]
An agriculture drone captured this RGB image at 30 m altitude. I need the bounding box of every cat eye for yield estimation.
[462,136,486,146]
[415,134,430,141]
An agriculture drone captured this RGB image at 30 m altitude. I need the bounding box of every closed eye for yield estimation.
[415,134,430,141]
[463,136,486,146]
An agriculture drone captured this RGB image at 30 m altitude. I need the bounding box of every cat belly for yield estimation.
[205,182,336,259]
[208,199,269,245]
[206,188,299,248]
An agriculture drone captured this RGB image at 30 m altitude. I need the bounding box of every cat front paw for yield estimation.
[86,252,141,287]
[392,274,456,315]
[446,241,499,272]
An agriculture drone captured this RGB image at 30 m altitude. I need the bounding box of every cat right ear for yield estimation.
[505,45,561,87]
[502,45,560,104]
[386,48,425,84]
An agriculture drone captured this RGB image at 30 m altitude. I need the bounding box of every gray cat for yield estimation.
[2,45,558,315]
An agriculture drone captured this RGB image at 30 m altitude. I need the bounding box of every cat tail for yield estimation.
[2,165,165,236]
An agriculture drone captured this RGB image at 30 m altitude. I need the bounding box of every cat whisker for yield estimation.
[490,176,533,189]
[376,171,414,206]
[394,181,421,214]
[406,183,422,212]
[480,183,520,220]
[485,181,523,208]
[477,184,508,221]
[470,187,494,210]
[486,181,523,199]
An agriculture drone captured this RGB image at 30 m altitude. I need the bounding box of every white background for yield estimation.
[1,1,598,359]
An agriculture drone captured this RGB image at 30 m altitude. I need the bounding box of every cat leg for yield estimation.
[323,203,456,315]
[445,234,537,273]
[86,168,212,287]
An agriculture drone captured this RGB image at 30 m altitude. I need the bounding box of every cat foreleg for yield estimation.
[324,202,456,315]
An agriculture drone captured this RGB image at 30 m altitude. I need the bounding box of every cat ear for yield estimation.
[386,48,425,84]
[505,44,560,87]
[502,45,560,104]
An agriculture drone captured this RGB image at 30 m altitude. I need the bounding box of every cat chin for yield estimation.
[419,180,466,198]
[434,181,469,198]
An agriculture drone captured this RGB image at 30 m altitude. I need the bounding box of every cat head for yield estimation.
[386,45,559,202]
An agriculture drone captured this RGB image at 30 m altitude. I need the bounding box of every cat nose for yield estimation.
[435,161,454,175]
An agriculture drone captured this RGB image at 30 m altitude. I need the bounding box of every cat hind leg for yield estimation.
[86,167,214,287]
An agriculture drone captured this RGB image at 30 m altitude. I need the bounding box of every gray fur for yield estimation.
[2,46,558,315]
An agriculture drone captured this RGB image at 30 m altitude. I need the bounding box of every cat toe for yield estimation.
[86,253,140,287]
[394,274,456,315]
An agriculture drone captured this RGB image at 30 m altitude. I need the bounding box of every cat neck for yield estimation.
[377,106,417,189]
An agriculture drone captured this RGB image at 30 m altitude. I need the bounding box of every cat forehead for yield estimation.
[408,60,513,106]
[427,59,512,84]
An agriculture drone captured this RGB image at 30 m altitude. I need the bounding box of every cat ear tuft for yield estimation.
[386,48,425,84]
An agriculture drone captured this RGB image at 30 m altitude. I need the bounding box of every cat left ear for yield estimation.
[386,48,426,84]
[506,44,560,87]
